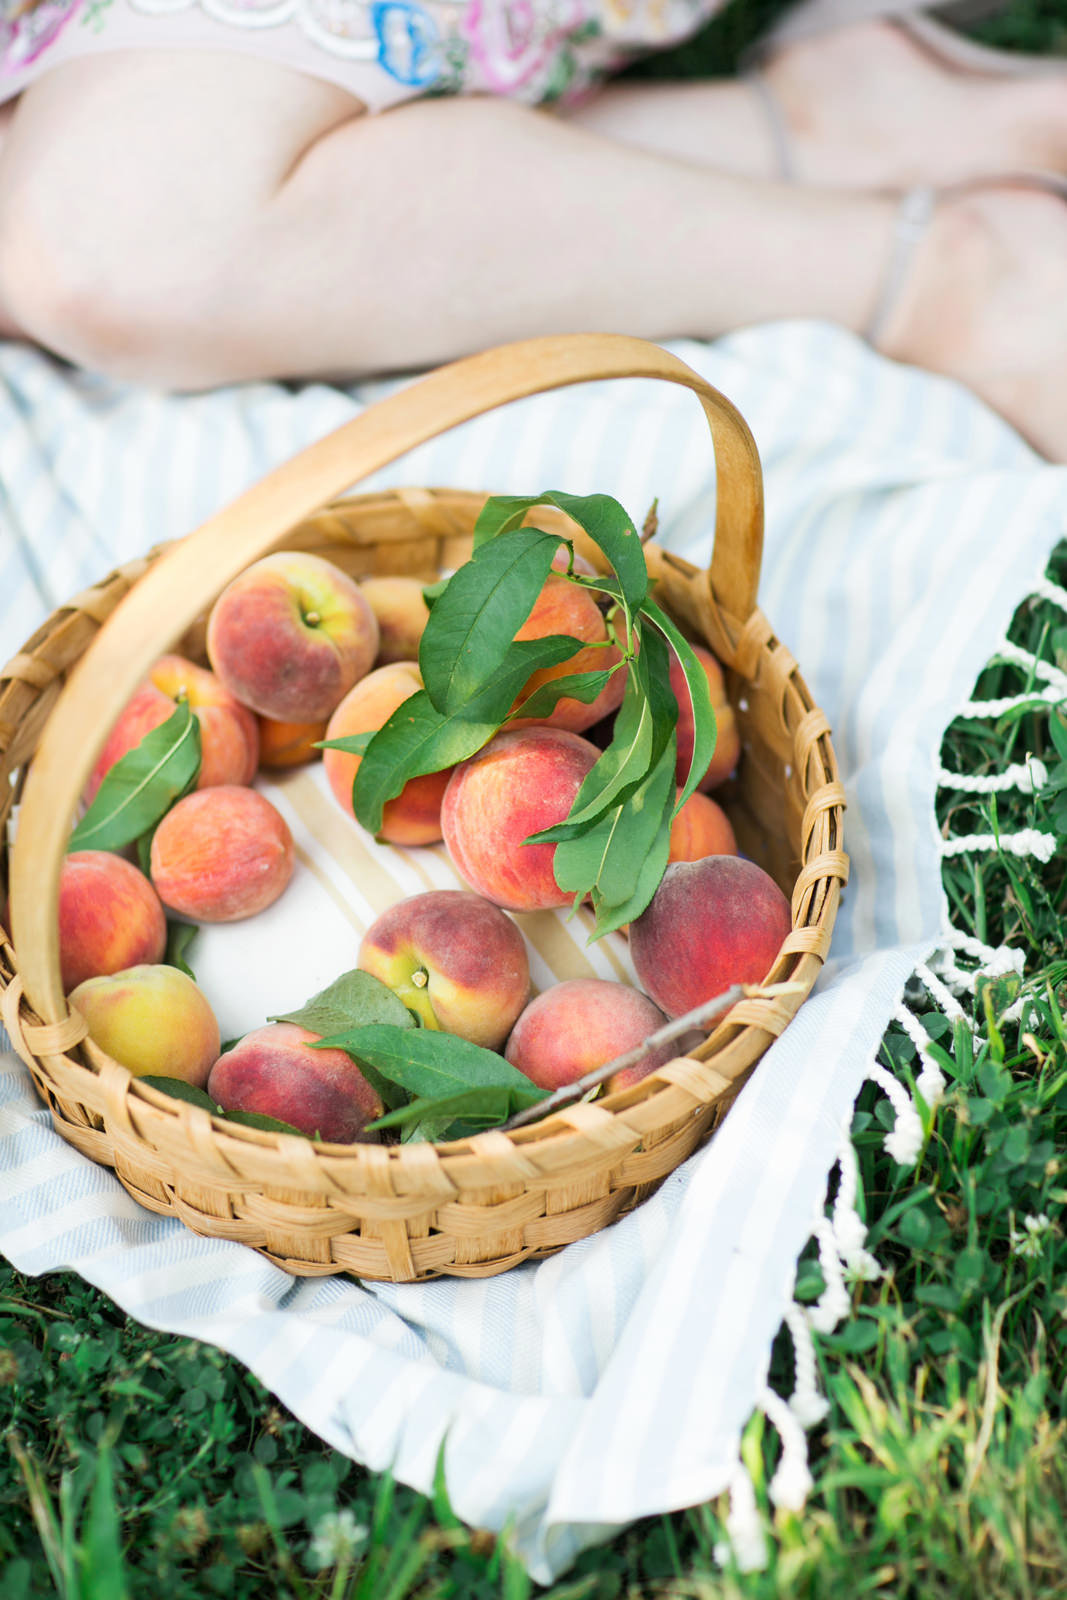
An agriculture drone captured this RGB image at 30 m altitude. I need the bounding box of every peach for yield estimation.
[668,788,738,864]
[323,661,452,846]
[207,1021,383,1143]
[505,978,680,1092]
[360,576,430,666]
[206,550,379,722]
[441,726,600,912]
[68,963,220,1087]
[358,890,530,1051]
[257,715,328,770]
[629,856,792,1023]
[85,654,259,803]
[149,785,294,922]
[511,574,626,733]
[670,642,741,792]
[58,851,167,994]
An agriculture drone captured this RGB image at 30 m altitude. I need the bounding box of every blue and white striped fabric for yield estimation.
[1,328,1065,1581]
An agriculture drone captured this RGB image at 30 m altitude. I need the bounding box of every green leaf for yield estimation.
[509,667,614,724]
[550,734,677,910]
[471,494,543,548]
[528,629,675,843]
[368,1083,545,1134]
[134,830,151,877]
[76,1444,130,1600]
[216,1109,315,1137]
[271,968,416,1111]
[541,492,648,613]
[1048,711,1067,764]
[314,1023,541,1105]
[588,796,673,939]
[351,636,583,835]
[139,1076,219,1111]
[317,729,374,758]
[400,1114,465,1144]
[421,575,450,611]
[164,921,198,980]
[642,599,718,809]
[418,527,564,713]
[473,491,647,614]
[271,968,416,1038]
[70,701,202,853]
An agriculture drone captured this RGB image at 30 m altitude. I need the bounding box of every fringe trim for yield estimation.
[710,581,1067,1574]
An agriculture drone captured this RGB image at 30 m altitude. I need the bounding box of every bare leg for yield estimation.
[0,54,900,384]
[562,20,1067,187]
[0,54,1063,459]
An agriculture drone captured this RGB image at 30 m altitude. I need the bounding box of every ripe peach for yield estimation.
[257,715,328,770]
[149,785,294,922]
[670,642,741,792]
[68,964,220,1087]
[323,661,452,845]
[511,574,626,733]
[358,890,530,1051]
[360,576,430,666]
[206,550,379,722]
[668,788,738,864]
[59,851,167,994]
[207,1022,383,1143]
[441,726,600,912]
[85,654,259,803]
[505,978,680,1092]
[629,856,792,1023]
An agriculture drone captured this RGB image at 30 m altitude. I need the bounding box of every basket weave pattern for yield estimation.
[0,341,848,1282]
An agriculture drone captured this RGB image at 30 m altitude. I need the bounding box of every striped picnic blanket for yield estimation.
[1,327,1064,1580]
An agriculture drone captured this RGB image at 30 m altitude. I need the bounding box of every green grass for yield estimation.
[5,6,1067,1595]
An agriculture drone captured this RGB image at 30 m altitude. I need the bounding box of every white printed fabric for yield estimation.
[1,328,1065,1582]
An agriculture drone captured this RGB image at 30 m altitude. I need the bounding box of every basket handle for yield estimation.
[12,332,763,1021]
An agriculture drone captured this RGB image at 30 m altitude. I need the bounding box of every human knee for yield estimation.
[0,184,220,386]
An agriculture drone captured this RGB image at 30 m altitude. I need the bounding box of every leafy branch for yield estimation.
[322,490,718,937]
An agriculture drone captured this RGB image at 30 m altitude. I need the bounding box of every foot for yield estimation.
[758,19,1067,188]
[876,182,1067,461]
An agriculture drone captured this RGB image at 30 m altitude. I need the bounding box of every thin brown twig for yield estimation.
[502,980,806,1130]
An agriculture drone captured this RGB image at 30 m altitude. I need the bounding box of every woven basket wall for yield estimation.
[0,336,848,1282]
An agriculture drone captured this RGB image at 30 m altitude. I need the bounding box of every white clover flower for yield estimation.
[1009,1213,1053,1259]
[307,1509,369,1571]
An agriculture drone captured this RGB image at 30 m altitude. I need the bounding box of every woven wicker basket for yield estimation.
[0,334,847,1282]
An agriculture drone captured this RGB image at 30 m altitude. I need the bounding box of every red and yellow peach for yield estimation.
[59,851,167,994]
[629,856,791,1023]
[511,574,626,733]
[360,576,430,666]
[206,550,379,722]
[207,1022,383,1143]
[256,714,328,770]
[505,978,680,1092]
[667,788,738,864]
[68,963,221,1087]
[323,661,452,845]
[358,889,530,1051]
[441,726,600,911]
[85,653,259,802]
[149,785,294,922]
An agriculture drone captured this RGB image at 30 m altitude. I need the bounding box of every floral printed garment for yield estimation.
[0,0,726,109]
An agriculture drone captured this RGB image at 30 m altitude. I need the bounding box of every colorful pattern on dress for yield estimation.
[0,0,719,103]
